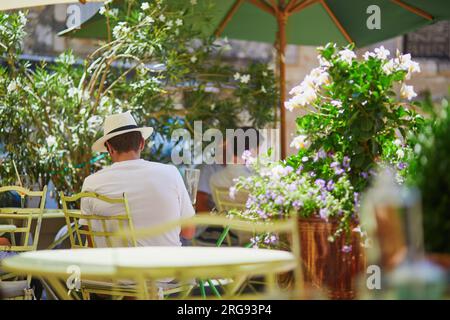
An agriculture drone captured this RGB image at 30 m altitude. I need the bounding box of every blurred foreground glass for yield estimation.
[183,168,200,206]
[361,168,446,299]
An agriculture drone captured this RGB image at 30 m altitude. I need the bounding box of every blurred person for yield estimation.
[81,111,195,248]
[209,127,260,192]
[194,127,260,245]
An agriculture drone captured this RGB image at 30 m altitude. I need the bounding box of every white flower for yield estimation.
[284,86,317,111]
[262,71,268,77]
[166,20,173,28]
[46,136,57,148]
[18,12,27,25]
[240,74,251,84]
[67,87,79,98]
[363,51,376,60]
[7,80,17,93]
[382,59,396,75]
[374,46,390,60]
[318,54,332,68]
[309,67,330,86]
[190,55,197,63]
[233,72,241,81]
[261,85,267,93]
[301,156,309,162]
[159,14,166,22]
[337,48,356,64]
[396,149,405,159]
[229,186,237,199]
[330,100,342,108]
[175,18,183,26]
[400,83,417,100]
[190,0,198,5]
[141,2,150,10]
[112,22,130,38]
[394,139,402,146]
[99,6,106,15]
[290,135,309,149]
[397,53,420,79]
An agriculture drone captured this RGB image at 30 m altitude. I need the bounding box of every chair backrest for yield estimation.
[211,186,248,213]
[0,186,47,252]
[60,191,137,249]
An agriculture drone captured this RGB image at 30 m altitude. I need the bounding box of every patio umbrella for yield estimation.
[60,0,450,158]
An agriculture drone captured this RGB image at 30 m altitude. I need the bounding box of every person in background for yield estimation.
[194,127,260,245]
[81,111,195,248]
[209,127,260,193]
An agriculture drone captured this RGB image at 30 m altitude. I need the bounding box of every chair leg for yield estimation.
[81,289,91,300]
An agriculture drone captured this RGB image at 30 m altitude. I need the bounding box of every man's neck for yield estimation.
[112,152,141,163]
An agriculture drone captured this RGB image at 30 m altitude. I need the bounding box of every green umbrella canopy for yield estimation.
[62,0,450,47]
[60,0,450,158]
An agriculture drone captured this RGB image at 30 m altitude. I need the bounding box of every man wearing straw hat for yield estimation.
[81,111,195,247]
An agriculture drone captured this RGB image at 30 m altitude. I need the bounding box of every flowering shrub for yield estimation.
[286,44,423,191]
[231,44,424,249]
[231,150,359,248]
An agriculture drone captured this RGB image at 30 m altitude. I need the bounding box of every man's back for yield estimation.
[81,159,194,247]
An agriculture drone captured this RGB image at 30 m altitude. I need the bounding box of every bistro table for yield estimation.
[1,246,297,299]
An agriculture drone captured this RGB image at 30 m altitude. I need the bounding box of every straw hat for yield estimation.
[92,111,153,153]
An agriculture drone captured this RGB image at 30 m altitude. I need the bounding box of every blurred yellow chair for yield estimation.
[60,191,138,299]
[212,186,248,213]
[0,185,47,299]
[60,191,136,249]
[118,215,303,300]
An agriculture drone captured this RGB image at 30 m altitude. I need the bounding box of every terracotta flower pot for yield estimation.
[298,217,366,299]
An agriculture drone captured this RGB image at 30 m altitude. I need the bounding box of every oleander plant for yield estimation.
[0,0,276,194]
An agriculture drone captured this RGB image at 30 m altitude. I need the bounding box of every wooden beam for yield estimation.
[268,0,280,14]
[289,0,318,14]
[247,0,276,16]
[286,0,300,12]
[214,0,245,37]
[390,0,433,21]
[320,0,353,44]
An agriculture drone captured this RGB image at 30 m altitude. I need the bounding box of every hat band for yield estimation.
[107,124,138,135]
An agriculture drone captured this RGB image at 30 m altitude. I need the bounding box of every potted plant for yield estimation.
[232,43,423,298]
[408,97,450,269]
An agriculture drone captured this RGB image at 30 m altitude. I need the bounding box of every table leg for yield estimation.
[45,277,73,300]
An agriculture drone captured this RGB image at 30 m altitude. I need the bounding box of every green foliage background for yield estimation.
[0,1,276,194]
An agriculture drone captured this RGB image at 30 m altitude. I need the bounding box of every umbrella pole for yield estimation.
[277,13,288,159]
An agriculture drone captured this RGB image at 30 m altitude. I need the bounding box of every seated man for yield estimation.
[81,111,195,247]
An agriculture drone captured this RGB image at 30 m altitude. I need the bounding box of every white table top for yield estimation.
[1,246,296,279]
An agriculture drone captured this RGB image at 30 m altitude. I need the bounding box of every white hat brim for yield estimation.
[92,127,154,153]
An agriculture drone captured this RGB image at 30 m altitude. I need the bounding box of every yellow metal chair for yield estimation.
[0,185,47,299]
[117,215,303,300]
[60,192,191,300]
[60,191,136,249]
[212,186,248,213]
[60,191,138,299]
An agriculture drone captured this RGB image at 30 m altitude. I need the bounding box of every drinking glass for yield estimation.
[183,168,200,206]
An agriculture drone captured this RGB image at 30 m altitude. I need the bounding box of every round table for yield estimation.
[1,246,297,299]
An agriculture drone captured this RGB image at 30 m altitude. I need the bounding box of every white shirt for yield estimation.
[209,164,252,191]
[81,159,195,248]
